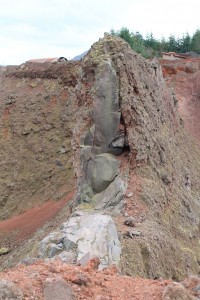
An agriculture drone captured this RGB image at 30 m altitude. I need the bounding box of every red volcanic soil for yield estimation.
[1,258,200,300]
[0,258,171,300]
[160,58,200,145]
[0,191,74,247]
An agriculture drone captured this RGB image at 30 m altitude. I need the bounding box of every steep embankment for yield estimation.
[0,62,80,263]
[0,62,79,221]
[1,35,200,289]
[161,58,200,145]
[70,36,200,280]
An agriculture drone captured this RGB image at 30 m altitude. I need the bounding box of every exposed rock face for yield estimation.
[39,212,121,269]
[72,35,200,280]
[2,35,200,282]
[85,153,120,194]
[76,56,127,208]
[82,58,124,152]
[93,176,125,211]
[89,60,120,149]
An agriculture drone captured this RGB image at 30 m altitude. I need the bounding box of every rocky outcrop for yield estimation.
[85,59,121,149]
[84,153,120,194]
[76,56,128,209]
[39,211,121,269]
[93,176,125,211]
[71,35,200,280]
[2,35,200,282]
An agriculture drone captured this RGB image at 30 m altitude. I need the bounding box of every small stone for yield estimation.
[48,243,63,258]
[44,276,76,300]
[63,237,77,251]
[126,191,133,198]
[0,247,10,255]
[124,230,141,238]
[6,95,16,105]
[0,279,23,299]
[71,273,91,286]
[193,284,200,292]
[60,146,70,154]
[57,251,76,263]
[124,216,135,227]
[77,252,91,266]
[84,257,101,270]
[123,212,129,217]
[39,231,64,258]
[55,160,63,167]
[161,174,171,185]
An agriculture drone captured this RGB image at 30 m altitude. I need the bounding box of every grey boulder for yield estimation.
[93,176,125,210]
[44,276,76,300]
[85,153,120,193]
[0,279,23,300]
[61,212,121,269]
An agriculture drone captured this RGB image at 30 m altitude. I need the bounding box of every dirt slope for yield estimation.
[1,258,200,299]
[161,58,200,145]
[0,62,78,220]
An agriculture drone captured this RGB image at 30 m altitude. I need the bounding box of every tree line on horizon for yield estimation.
[110,27,200,58]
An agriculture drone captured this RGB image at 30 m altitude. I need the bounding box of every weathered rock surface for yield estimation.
[39,231,64,258]
[39,212,121,269]
[71,35,200,280]
[84,59,121,149]
[93,176,125,210]
[85,153,120,193]
[76,55,126,209]
[44,276,76,300]
[0,279,23,299]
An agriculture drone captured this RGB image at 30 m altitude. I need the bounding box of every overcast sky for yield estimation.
[0,0,200,65]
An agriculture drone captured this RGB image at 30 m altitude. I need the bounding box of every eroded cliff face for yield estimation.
[161,58,200,145]
[1,35,200,281]
[0,62,79,219]
[72,36,200,280]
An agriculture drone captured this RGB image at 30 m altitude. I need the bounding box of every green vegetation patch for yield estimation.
[0,247,10,255]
